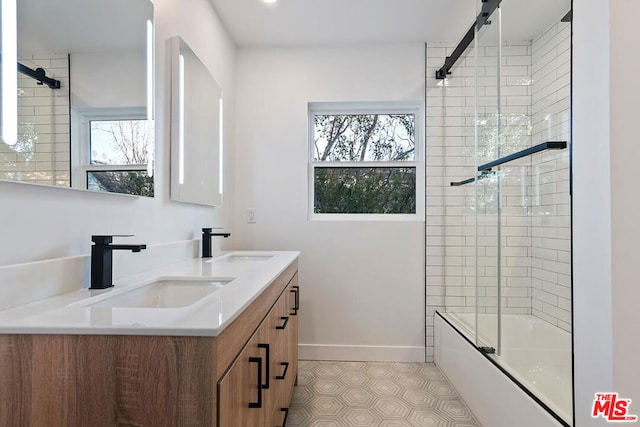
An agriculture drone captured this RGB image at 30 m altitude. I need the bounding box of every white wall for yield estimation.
[572,0,615,425]
[610,0,640,414]
[0,0,236,266]
[573,1,640,421]
[70,52,145,109]
[573,0,640,419]
[234,44,426,362]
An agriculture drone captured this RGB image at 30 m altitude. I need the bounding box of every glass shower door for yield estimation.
[437,0,574,422]
[474,3,501,354]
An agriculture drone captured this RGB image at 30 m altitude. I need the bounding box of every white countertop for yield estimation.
[0,251,299,337]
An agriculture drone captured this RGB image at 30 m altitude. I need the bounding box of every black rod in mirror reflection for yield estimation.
[0,54,62,89]
[17,62,60,89]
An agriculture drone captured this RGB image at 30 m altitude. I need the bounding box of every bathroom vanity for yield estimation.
[0,251,299,427]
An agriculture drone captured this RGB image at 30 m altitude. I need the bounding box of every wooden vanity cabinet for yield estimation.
[218,275,299,427]
[0,259,299,427]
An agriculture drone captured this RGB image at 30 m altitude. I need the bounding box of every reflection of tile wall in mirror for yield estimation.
[9,55,70,186]
[1,0,155,197]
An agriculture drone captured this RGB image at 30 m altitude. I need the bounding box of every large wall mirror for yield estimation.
[0,0,155,196]
[169,36,223,206]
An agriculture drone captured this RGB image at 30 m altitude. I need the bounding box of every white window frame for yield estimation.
[72,107,150,191]
[308,101,425,221]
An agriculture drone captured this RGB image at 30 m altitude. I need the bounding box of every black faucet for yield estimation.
[90,235,147,289]
[202,228,230,258]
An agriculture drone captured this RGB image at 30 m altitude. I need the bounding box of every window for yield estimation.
[75,109,154,197]
[308,102,424,220]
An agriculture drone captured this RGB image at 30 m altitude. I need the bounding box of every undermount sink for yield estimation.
[213,254,273,263]
[82,277,233,309]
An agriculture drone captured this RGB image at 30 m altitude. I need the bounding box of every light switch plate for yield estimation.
[247,208,256,223]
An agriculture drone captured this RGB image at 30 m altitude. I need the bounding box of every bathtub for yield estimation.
[434,311,572,426]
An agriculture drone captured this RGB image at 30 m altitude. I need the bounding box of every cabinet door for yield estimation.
[218,332,269,427]
[271,405,289,427]
[273,277,300,419]
[285,278,299,402]
[271,290,290,419]
[263,280,299,427]
[257,313,278,427]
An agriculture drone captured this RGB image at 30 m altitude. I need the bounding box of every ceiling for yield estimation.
[209,0,477,47]
[18,0,151,54]
[208,0,571,47]
[16,0,571,53]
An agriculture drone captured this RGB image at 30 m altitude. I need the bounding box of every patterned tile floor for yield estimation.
[286,361,480,427]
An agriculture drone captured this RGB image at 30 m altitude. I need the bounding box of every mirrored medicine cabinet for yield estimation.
[169,36,223,206]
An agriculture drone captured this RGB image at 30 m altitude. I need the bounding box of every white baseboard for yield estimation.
[299,344,425,362]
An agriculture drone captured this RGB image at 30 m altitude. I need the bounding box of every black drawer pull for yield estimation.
[277,407,289,427]
[248,357,262,408]
[276,316,289,330]
[258,343,270,389]
[290,285,300,315]
[276,362,289,380]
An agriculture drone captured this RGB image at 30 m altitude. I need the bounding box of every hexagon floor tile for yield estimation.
[286,361,479,426]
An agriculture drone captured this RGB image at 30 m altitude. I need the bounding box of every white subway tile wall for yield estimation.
[530,20,572,332]
[425,18,571,360]
[426,42,472,362]
[0,54,70,186]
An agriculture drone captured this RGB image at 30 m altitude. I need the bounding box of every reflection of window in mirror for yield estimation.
[74,108,154,196]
